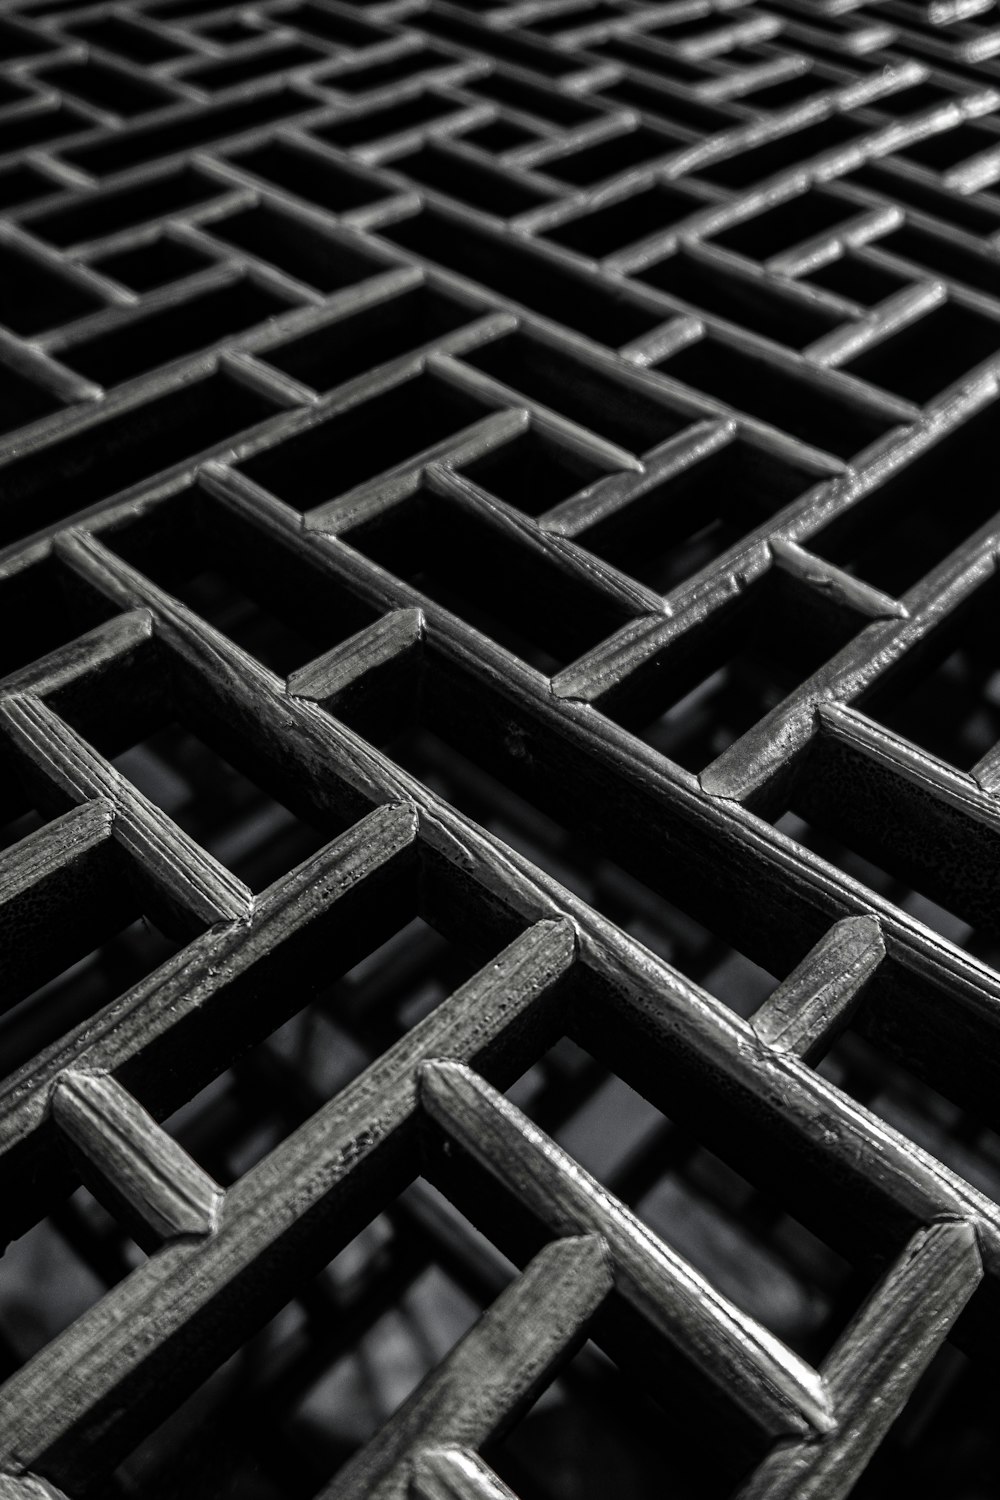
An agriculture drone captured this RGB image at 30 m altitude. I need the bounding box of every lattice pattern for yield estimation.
[1,0,1000,1492]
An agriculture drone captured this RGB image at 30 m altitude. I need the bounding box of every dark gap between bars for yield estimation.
[505,1035,863,1366]
[60,277,297,388]
[0,372,281,548]
[105,484,377,675]
[801,252,912,308]
[596,570,868,771]
[206,201,389,294]
[652,333,899,459]
[808,395,1000,595]
[575,434,816,593]
[346,483,637,672]
[260,284,479,393]
[329,643,780,1017]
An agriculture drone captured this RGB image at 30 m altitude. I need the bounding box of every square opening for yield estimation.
[707,187,859,262]
[238,372,494,510]
[193,18,262,42]
[541,125,685,188]
[103,485,380,675]
[183,41,328,93]
[226,139,391,214]
[380,207,666,349]
[462,331,693,456]
[415,14,575,76]
[739,71,828,111]
[44,628,351,892]
[576,435,817,593]
[869,80,957,118]
[773,731,1000,1060]
[60,277,296,387]
[0,1184,144,1378]
[23,165,226,249]
[541,182,705,259]
[314,90,464,149]
[345,485,636,673]
[802,251,912,308]
[0,162,60,212]
[490,1334,761,1500]
[872,223,1000,302]
[842,302,1000,405]
[807,396,1000,595]
[387,143,555,217]
[851,161,1000,237]
[654,335,897,459]
[285,2,390,49]
[91,236,216,293]
[469,71,602,126]
[527,1,624,33]
[645,12,736,39]
[595,76,732,136]
[461,118,540,153]
[66,14,189,62]
[0,240,104,337]
[0,747,188,1024]
[855,574,1000,770]
[599,572,867,771]
[260,285,477,393]
[693,114,863,190]
[73,795,533,1158]
[895,120,1000,173]
[0,914,179,1087]
[112,721,330,890]
[0,371,280,551]
[327,43,464,93]
[164,915,489,1183]
[109,1189,500,1498]
[411,741,778,1011]
[773,831,1000,1217]
[0,806,47,854]
[592,35,713,85]
[204,202,387,295]
[457,427,623,517]
[634,250,842,350]
[0,76,32,110]
[0,104,93,162]
[845,1339,1000,1495]
[505,1037,861,1365]
[34,56,175,117]
[336,655,781,1019]
[0,13,60,58]
[775,810,985,953]
[0,362,63,436]
[817,1027,1000,1204]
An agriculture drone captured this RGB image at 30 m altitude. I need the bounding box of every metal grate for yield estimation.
[0,0,1000,1493]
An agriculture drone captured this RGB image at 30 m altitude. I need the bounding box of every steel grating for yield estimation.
[0,0,999,1493]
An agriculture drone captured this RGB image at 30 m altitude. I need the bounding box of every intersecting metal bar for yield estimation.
[0,0,999,1493]
[323,1234,613,1500]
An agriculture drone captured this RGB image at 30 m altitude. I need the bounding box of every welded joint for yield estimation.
[49,1070,225,1245]
[751,913,886,1062]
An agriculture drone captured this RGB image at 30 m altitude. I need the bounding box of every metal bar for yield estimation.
[0,0,998,1492]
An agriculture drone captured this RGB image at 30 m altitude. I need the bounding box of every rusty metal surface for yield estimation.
[0,0,999,1493]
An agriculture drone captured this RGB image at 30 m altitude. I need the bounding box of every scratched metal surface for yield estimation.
[0,0,998,1493]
